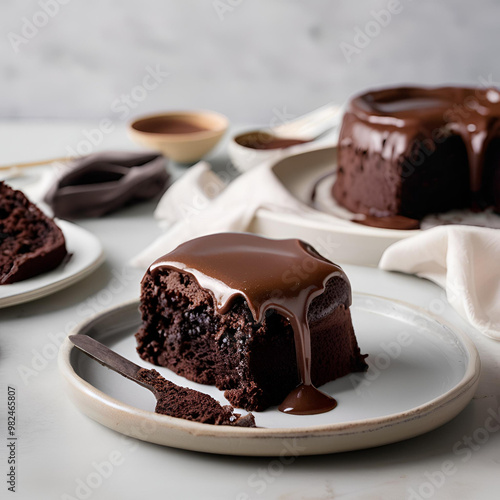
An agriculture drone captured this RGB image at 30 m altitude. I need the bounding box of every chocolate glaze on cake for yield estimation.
[333,86,500,224]
[44,151,169,219]
[0,182,67,284]
[136,233,367,414]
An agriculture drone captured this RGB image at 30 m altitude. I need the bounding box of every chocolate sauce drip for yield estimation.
[310,172,420,230]
[278,381,337,415]
[150,233,349,415]
[354,215,420,230]
[347,86,500,194]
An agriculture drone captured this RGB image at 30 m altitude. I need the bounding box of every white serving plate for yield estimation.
[59,293,480,456]
[250,146,500,267]
[0,220,104,308]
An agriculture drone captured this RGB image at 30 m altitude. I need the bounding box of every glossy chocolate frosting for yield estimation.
[150,232,350,415]
[44,152,170,219]
[346,86,500,194]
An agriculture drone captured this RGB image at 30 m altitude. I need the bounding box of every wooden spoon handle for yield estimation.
[0,156,74,171]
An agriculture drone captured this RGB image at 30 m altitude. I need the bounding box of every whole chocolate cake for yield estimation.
[333,86,500,226]
[0,182,67,284]
[136,233,367,413]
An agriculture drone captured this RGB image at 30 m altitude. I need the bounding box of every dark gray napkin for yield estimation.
[44,151,170,219]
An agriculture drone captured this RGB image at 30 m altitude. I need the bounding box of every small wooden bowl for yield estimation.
[128,111,229,163]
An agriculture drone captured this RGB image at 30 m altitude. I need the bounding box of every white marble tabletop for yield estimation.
[0,121,499,500]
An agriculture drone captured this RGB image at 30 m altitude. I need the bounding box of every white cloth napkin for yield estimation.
[131,160,336,268]
[379,225,500,340]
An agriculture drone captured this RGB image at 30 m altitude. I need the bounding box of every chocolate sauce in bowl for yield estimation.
[134,117,210,134]
[150,233,349,415]
[236,131,310,150]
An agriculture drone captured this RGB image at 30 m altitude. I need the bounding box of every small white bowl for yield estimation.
[228,103,343,173]
[129,110,229,163]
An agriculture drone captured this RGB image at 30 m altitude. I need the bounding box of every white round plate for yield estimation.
[249,147,417,267]
[0,220,104,308]
[250,147,500,267]
[59,294,480,456]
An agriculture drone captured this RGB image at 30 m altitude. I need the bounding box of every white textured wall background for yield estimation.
[1,0,499,123]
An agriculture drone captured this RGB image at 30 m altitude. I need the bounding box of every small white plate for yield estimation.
[59,294,480,456]
[0,221,104,308]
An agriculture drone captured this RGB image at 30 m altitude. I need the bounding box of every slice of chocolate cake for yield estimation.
[0,182,67,284]
[136,233,367,413]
